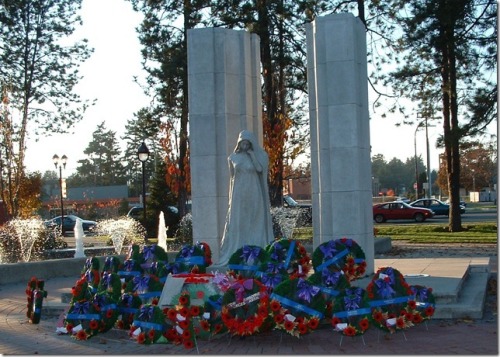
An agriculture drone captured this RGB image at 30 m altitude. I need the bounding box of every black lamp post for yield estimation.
[53,154,67,235]
[137,141,150,225]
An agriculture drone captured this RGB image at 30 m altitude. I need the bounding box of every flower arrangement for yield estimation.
[116,292,143,330]
[195,241,212,267]
[140,244,169,267]
[405,285,436,325]
[91,291,120,333]
[265,238,311,278]
[330,287,371,336]
[102,256,121,274]
[163,293,202,349]
[334,238,367,282]
[64,278,101,340]
[25,277,47,324]
[199,294,227,337]
[130,304,166,344]
[312,240,349,274]
[124,273,164,302]
[366,267,413,334]
[307,269,350,318]
[220,278,272,336]
[228,245,270,278]
[269,278,325,337]
[175,244,209,273]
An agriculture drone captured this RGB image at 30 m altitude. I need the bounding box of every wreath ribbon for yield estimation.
[66,313,101,320]
[228,264,259,271]
[270,293,324,319]
[133,320,165,331]
[316,249,349,272]
[332,307,372,318]
[118,271,141,277]
[175,256,205,265]
[284,240,296,268]
[368,296,410,308]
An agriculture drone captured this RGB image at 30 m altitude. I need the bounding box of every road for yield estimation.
[374,210,497,225]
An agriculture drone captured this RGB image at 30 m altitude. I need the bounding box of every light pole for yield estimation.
[425,117,432,198]
[52,154,67,235]
[137,141,150,225]
[414,120,425,199]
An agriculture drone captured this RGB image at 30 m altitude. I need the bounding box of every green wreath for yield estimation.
[228,245,270,278]
[265,239,311,277]
[64,278,100,340]
[269,278,325,337]
[124,273,164,303]
[330,287,371,336]
[405,285,436,324]
[130,304,167,344]
[116,292,143,330]
[334,238,367,282]
[175,244,209,273]
[366,267,413,334]
[312,240,349,274]
[25,277,47,324]
[307,269,350,318]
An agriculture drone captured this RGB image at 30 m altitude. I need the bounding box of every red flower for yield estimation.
[151,298,159,305]
[331,316,341,327]
[182,330,191,339]
[344,326,357,336]
[196,290,205,299]
[190,305,201,316]
[270,300,281,312]
[359,318,370,331]
[178,320,189,330]
[116,320,125,329]
[75,330,88,340]
[372,311,384,322]
[284,320,295,331]
[66,323,74,333]
[106,309,114,318]
[184,339,195,349]
[200,320,210,331]
[137,332,146,344]
[274,314,285,324]
[258,305,268,317]
[167,309,177,321]
[396,317,406,328]
[148,329,156,340]
[89,319,99,330]
[412,313,423,324]
[308,317,319,330]
[179,295,189,305]
[425,306,435,317]
[298,323,308,334]
[214,324,223,333]
[179,306,190,317]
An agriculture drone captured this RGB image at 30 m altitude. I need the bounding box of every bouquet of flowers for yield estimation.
[330,287,371,336]
[130,304,167,344]
[220,278,272,336]
[25,277,47,324]
[405,285,436,325]
[366,267,413,334]
[334,238,367,282]
[164,293,203,349]
[64,278,101,340]
[228,245,270,278]
[269,278,325,337]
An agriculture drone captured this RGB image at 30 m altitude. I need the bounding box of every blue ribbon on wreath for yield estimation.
[179,245,195,258]
[143,245,156,261]
[124,259,136,271]
[133,275,150,293]
[166,262,183,274]
[231,279,253,303]
[315,249,349,272]
[410,286,429,301]
[138,305,154,321]
[84,258,92,270]
[297,278,320,303]
[260,273,283,290]
[241,245,261,264]
[320,241,340,260]
[322,269,342,286]
[133,320,165,331]
[92,294,108,309]
[101,272,112,289]
[284,240,296,268]
[270,242,284,261]
[264,261,285,274]
[228,264,259,271]
[73,301,90,314]
[319,286,340,296]
[104,257,116,271]
[333,308,372,318]
[373,278,396,299]
[175,256,205,265]
[344,288,363,310]
[368,296,411,308]
[270,293,324,319]
[121,293,134,307]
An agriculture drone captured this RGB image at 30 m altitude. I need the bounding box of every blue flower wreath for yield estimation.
[228,245,270,278]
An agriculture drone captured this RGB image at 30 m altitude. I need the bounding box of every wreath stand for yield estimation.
[338,333,366,347]
[377,329,408,343]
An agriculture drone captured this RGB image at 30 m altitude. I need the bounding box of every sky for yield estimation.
[24,0,456,177]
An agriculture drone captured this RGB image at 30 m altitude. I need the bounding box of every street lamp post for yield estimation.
[425,117,432,198]
[414,120,425,199]
[52,154,67,235]
[137,141,150,226]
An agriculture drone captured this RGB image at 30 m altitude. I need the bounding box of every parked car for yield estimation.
[44,215,97,235]
[372,201,434,223]
[410,198,465,216]
[283,195,312,226]
[394,196,411,204]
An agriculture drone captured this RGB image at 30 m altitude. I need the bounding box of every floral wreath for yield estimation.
[366,267,413,334]
[269,278,325,337]
[405,285,436,324]
[116,292,143,330]
[228,245,270,278]
[163,293,203,349]
[130,304,167,345]
[175,244,209,273]
[82,257,101,293]
[64,278,101,340]
[199,294,227,337]
[102,256,121,274]
[220,278,272,336]
[195,241,213,267]
[90,291,120,333]
[331,287,371,336]
[25,277,47,324]
[312,240,349,273]
[118,258,144,284]
[265,239,311,278]
[334,238,367,282]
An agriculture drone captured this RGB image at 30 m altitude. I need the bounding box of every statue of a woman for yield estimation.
[217,130,274,266]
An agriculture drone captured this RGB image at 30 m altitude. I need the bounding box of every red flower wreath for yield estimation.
[366,267,414,334]
[220,278,272,336]
[330,287,371,336]
[405,285,436,325]
[265,238,311,278]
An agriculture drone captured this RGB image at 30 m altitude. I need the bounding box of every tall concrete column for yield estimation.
[306,13,374,274]
[187,28,262,264]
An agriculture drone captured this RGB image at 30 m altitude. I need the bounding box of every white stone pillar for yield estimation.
[187,28,262,264]
[306,13,374,274]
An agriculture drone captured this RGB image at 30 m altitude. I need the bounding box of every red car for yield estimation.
[373,201,434,223]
